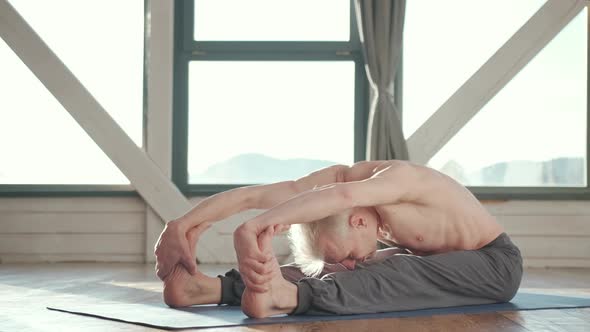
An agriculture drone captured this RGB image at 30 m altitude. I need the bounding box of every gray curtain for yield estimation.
[354,0,409,160]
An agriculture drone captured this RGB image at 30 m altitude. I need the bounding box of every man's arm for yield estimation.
[155,163,357,280]
[174,165,346,229]
[156,177,298,281]
[252,161,390,211]
[176,161,388,228]
[240,161,413,232]
[155,161,391,280]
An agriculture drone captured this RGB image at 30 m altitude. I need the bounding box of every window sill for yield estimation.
[0,185,137,197]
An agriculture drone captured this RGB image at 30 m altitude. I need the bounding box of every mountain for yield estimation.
[464,157,584,186]
[439,160,468,184]
[190,153,338,184]
[191,153,585,186]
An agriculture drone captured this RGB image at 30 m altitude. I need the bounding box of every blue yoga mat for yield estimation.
[47,292,590,330]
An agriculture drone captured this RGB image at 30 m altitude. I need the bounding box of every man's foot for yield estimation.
[163,264,221,307]
[240,256,298,318]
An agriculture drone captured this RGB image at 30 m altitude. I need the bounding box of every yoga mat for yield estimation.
[47,292,590,330]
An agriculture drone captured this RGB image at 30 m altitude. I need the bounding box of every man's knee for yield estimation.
[497,257,523,302]
[478,244,523,303]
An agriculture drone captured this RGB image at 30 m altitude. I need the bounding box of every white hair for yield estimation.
[288,210,351,277]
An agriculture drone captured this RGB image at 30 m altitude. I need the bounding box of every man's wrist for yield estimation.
[236,220,257,236]
[251,218,274,235]
[169,217,190,232]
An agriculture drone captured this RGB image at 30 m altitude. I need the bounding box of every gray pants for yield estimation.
[219,233,523,315]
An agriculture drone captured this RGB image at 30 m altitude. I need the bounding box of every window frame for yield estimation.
[172,0,369,196]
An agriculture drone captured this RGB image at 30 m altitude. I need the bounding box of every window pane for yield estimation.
[403,0,545,137]
[194,0,350,41]
[0,1,144,185]
[429,9,587,187]
[188,61,355,184]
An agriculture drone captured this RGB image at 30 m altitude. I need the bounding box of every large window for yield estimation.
[187,61,355,184]
[0,1,144,191]
[175,0,366,192]
[403,1,588,196]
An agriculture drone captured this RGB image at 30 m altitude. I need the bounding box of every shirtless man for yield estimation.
[155,160,523,318]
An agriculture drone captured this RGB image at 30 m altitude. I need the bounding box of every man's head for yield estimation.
[288,207,380,277]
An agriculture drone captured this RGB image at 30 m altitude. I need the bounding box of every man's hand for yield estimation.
[234,222,276,293]
[154,220,211,280]
[253,226,281,285]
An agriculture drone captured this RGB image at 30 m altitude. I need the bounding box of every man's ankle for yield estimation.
[200,275,223,304]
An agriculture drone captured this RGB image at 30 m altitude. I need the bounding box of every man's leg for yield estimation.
[293,233,523,315]
[167,233,522,314]
[220,247,408,307]
[239,233,522,316]
[162,259,346,307]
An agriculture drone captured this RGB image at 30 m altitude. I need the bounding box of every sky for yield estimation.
[0,0,586,185]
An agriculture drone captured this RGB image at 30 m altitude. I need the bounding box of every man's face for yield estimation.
[319,227,378,270]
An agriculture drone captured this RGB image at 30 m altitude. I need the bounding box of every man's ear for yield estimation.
[349,213,367,229]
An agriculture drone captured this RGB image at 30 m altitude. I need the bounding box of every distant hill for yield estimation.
[190,153,338,184]
[191,154,585,186]
[439,160,468,184]
[442,157,585,186]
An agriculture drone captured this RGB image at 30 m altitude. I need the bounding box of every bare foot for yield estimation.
[241,256,298,318]
[163,264,221,308]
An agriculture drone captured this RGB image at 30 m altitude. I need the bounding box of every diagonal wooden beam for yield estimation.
[143,0,218,262]
[0,1,190,225]
[407,0,587,165]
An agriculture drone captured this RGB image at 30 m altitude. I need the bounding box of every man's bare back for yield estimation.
[357,161,504,255]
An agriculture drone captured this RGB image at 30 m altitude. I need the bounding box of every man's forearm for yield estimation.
[175,186,255,228]
[175,181,299,229]
[243,183,353,233]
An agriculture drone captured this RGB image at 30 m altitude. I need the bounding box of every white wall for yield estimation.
[0,197,145,263]
[487,200,590,268]
[0,197,588,267]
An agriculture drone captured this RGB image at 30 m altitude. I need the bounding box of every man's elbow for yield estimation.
[230,186,257,210]
[334,165,349,183]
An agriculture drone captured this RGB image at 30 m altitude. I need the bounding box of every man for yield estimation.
[155,160,522,317]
